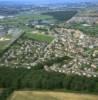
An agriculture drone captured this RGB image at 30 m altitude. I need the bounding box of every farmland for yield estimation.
[0,29,23,54]
[0,14,53,26]
[9,91,98,100]
[0,35,12,54]
[0,10,77,28]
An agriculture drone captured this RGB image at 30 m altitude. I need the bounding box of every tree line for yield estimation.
[0,67,98,93]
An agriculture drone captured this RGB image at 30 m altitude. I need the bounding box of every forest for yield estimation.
[0,66,98,100]
[42,11,77,22]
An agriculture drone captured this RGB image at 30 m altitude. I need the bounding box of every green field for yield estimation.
[9,91,98,100]
[0,14,53,26]
[24,33,54,43]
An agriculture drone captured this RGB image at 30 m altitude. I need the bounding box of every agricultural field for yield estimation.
[0,29,23,54]
[0,13,53,26]
[0,10,77,29]
[0,35,12,54]
[9,91,98,100]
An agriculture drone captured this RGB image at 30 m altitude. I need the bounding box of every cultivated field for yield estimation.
[9,91,98,100]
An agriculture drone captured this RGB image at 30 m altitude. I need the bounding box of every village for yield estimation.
[0,25,98,78]
[40,28,98,78]
[0,36,48,69]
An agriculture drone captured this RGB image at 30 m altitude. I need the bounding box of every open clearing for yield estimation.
[9,91,98,100]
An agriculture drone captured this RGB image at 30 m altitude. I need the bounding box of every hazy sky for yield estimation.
[0,0,97,4]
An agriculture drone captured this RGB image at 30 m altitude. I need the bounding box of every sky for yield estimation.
[0,0,97,4]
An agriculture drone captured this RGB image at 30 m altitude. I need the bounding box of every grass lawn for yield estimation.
[9,91,98,100]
